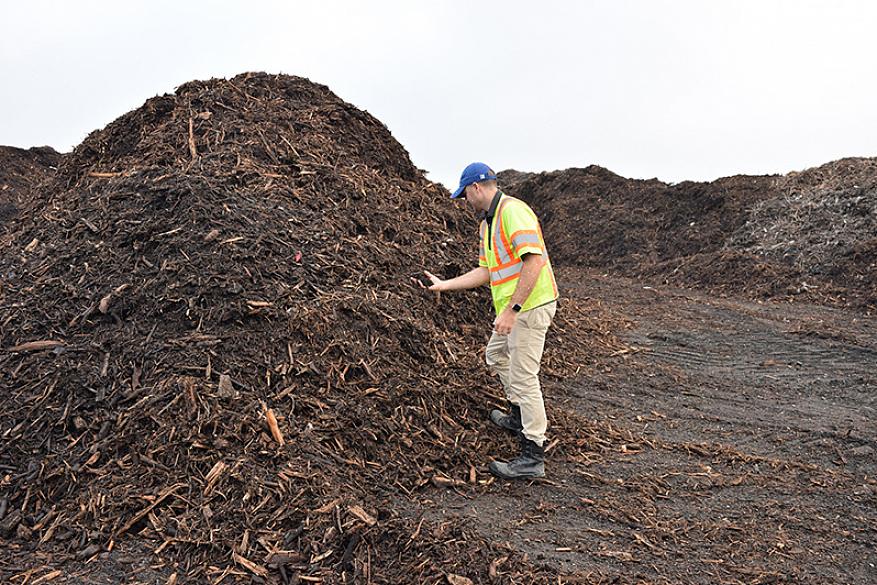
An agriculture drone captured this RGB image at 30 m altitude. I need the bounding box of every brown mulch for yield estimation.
[0,73,624,584]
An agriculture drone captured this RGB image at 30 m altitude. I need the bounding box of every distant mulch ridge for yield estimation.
[500,159,877,309]
[0,145,60,228]
[0,73,620,583]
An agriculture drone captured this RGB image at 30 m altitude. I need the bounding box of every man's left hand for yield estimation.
[493,308,517,335]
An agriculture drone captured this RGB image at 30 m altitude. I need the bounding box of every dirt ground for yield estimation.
[418,268,877,584]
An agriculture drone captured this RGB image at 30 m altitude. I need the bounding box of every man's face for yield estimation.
[463,183,480,212]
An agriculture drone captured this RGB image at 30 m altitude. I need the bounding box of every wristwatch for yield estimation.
[511,303,523,313]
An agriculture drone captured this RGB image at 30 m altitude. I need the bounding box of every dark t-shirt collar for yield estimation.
[483,190,504,224]
[482,189,504,243]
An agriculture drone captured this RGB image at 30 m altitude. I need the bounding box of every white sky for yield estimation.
[2,0,876,188]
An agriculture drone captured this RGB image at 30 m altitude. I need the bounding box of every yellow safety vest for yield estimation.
[479,194,558,315]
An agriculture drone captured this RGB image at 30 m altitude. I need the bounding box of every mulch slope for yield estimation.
[500,160,877,310]
[0,73,622,583]
[0,145,60,228]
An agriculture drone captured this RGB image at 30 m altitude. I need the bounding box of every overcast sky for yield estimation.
[2,0,876,188]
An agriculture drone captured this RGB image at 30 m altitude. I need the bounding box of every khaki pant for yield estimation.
[485,301,557,446]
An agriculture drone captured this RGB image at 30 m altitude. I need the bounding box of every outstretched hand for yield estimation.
[411,270,445,292]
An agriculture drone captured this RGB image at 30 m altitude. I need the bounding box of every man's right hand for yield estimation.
[414,267,486,293]
[422,270,445,292]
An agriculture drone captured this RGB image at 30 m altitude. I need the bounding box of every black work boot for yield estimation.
[489,402,523,434]
[489,436,545,480]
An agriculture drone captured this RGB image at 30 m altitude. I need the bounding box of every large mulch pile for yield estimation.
[0,73,624,584]
[500,160,877,310]
[0,145,60,230]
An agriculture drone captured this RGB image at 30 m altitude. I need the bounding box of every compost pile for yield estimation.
[0,145,60,231]
[725,157,877,304]
[500,161,877,309]
[0,73,615,583]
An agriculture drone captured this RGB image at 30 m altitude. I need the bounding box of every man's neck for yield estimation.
[484,189,503,217]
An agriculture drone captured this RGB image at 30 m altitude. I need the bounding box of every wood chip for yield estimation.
[488,556,508,579]
[633,532,657,549]
[32,570,63,584]
[314,497,342,514]
[188,117,198,159]
[265,407,285,446]
[246,300,273,308]
[348,504,377,526]
[116,484,184,536]
[217,374,235,397]
[204,461,227,495]
[232,552,268,577]
[8,340,64,352]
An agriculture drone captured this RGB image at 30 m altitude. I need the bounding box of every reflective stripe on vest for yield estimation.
[487,198,520,286]
[509,229,541,254]
[492,198,515,267]
[478,221,488,265]
[490,259,523,285]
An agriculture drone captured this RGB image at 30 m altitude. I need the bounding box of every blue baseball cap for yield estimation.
[450,162,497,199]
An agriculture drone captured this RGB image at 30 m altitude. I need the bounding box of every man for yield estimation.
[423,162,558,480]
